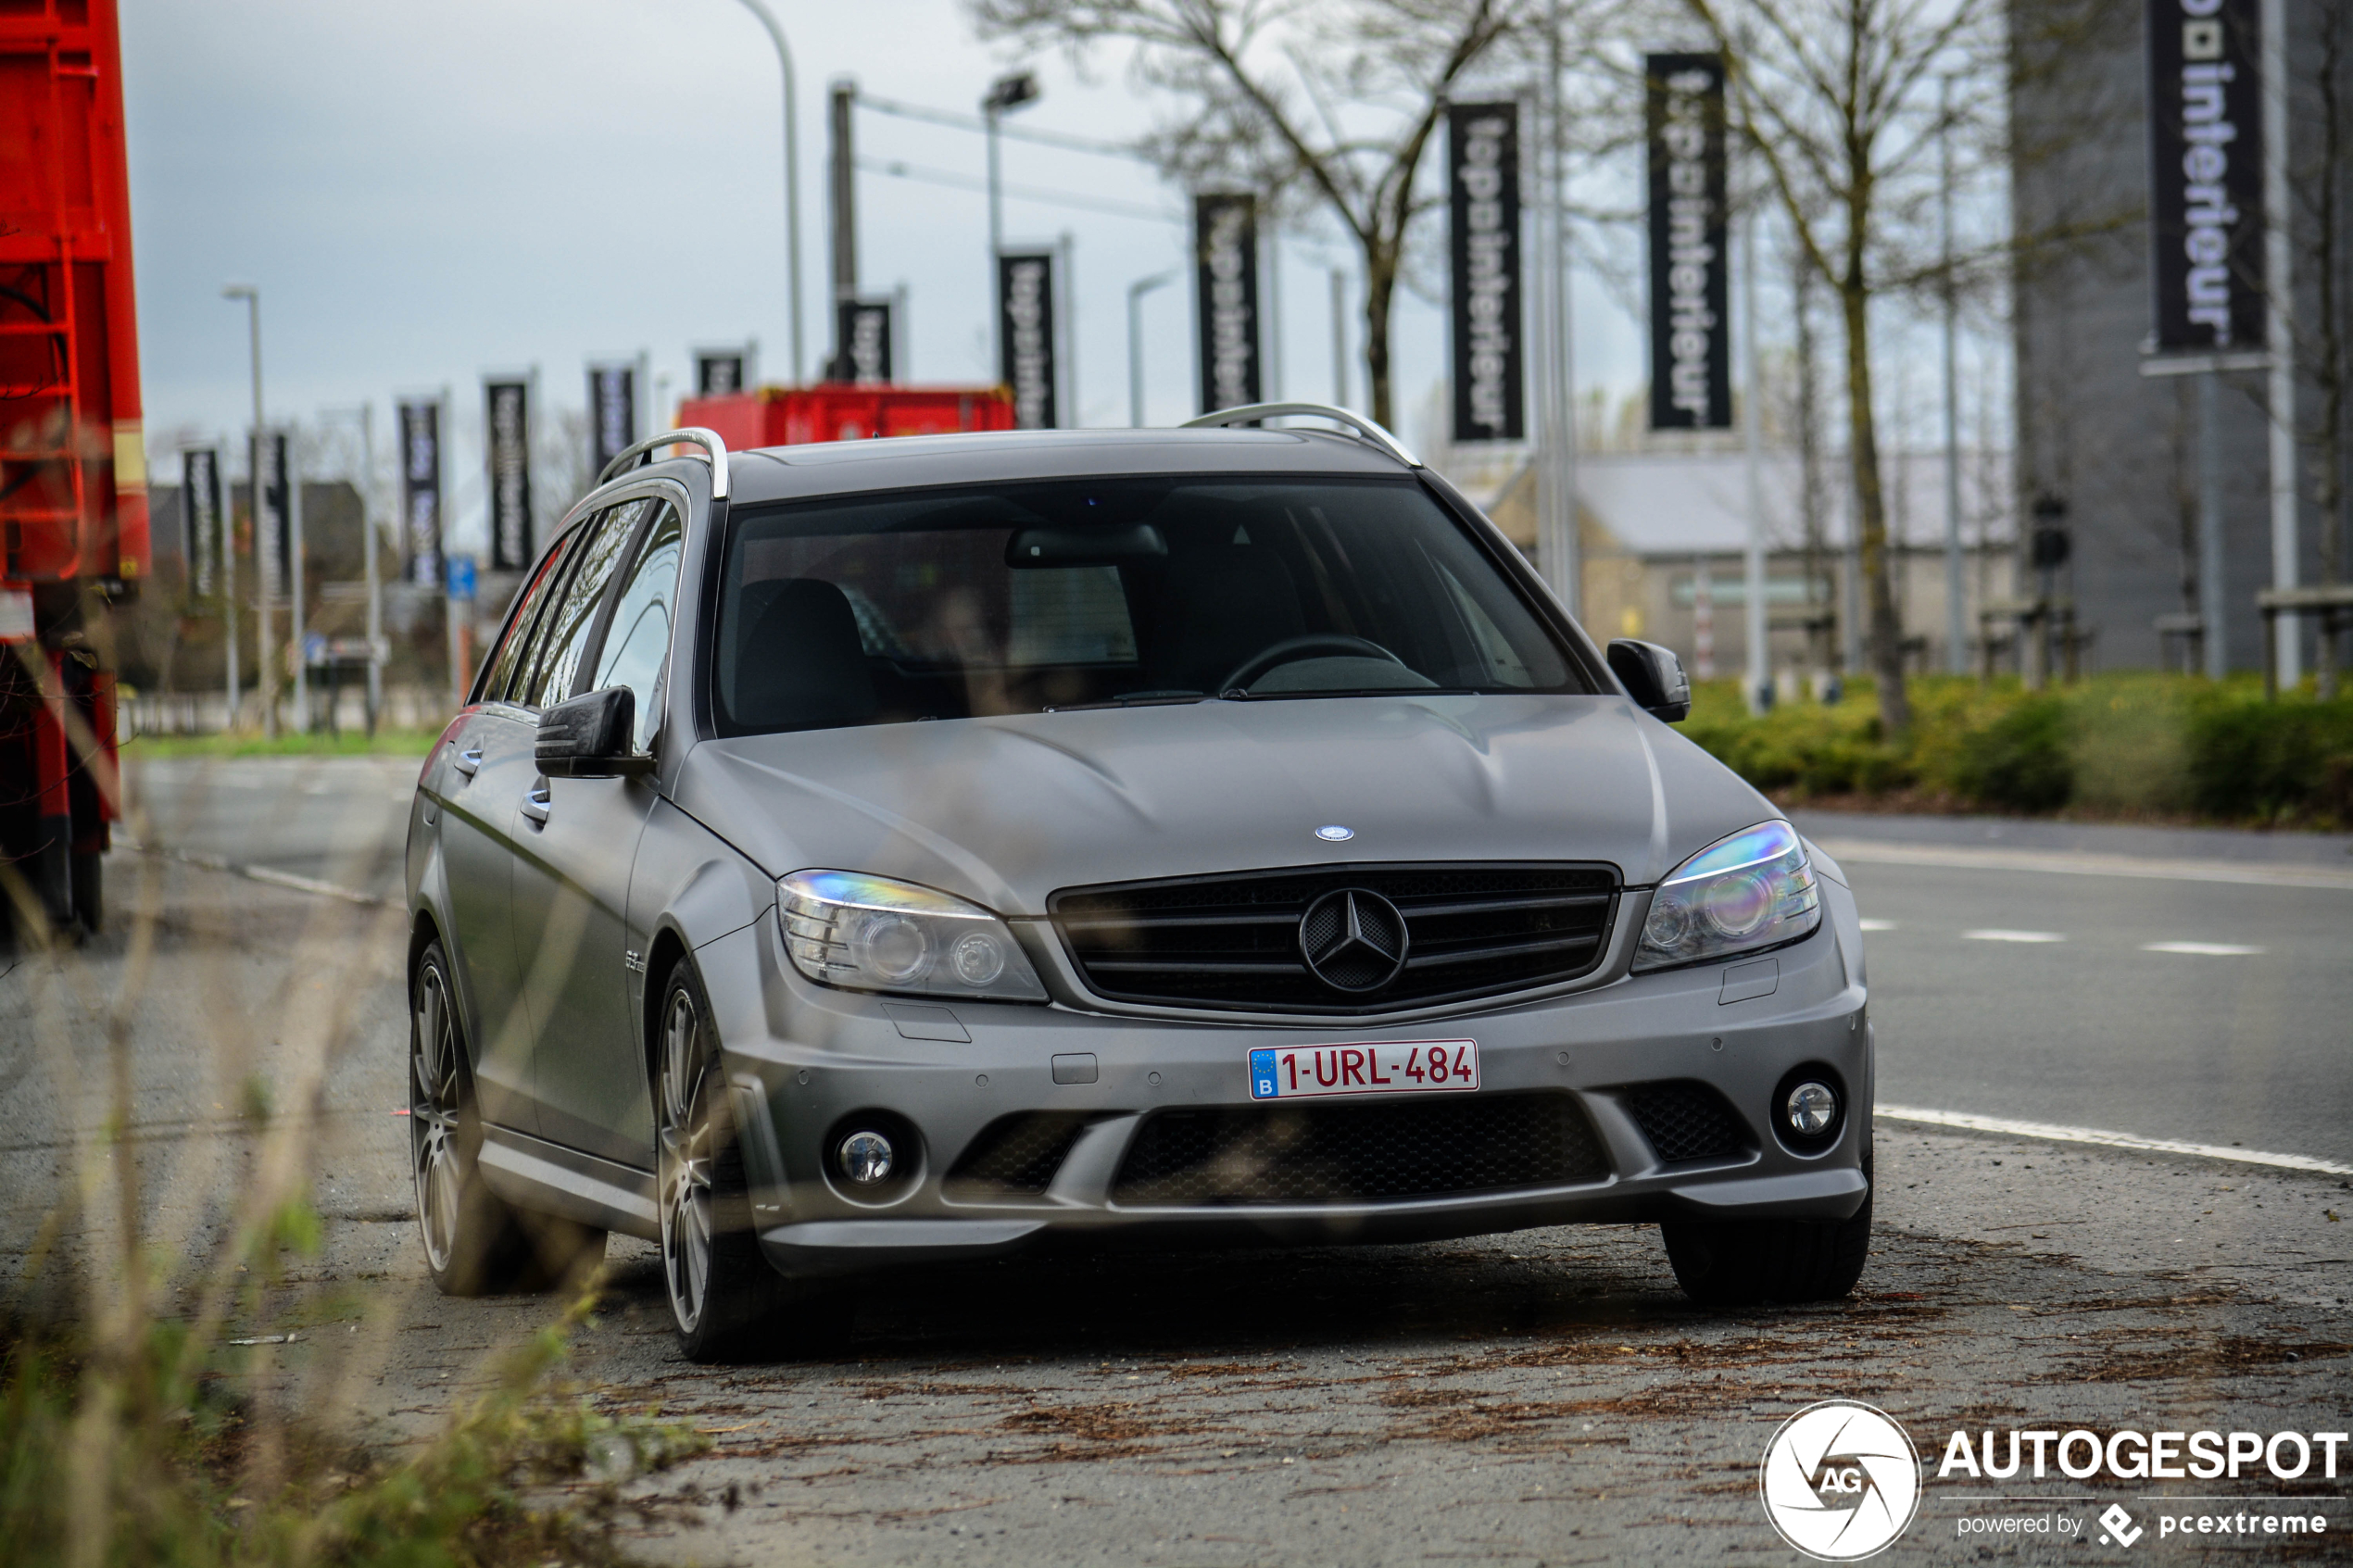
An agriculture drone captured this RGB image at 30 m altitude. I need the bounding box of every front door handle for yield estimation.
[453,745,483,778]
[521,783,551,826]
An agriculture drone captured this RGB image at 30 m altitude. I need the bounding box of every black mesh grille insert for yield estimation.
[1050,862,1619,1014]
[945,1113,1090,1198]
[1111,1091,1609,1207]
[1622,1081,1749,1163]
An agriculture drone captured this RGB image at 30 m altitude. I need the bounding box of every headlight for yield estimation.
[1632,821,1820,972]
[778,870,1049,1003]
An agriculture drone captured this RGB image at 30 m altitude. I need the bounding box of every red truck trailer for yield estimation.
[0,0,145,937]
[677,383,1016,452]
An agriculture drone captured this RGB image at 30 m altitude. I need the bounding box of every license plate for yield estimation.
[1248,1040,1478,1101]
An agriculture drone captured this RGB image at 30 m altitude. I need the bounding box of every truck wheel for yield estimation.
[1662,1156,1873,1307]
[411,940,603,1296]
[655,960,848,1362]
[70,851,100,935]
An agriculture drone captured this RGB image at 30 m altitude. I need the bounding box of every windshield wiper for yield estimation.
[1216,686,1487,702]
[1039,690,1208,713]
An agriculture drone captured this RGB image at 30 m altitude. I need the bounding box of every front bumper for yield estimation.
[692,881,1873,1279]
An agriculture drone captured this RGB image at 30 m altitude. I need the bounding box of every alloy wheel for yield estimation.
[658,986,715,1336]
[410,960,463,1275]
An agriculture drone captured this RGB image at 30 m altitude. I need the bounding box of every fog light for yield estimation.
[837,1130,895,1185]
[1785,1081,1839,1137]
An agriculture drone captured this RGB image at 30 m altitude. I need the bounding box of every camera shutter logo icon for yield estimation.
[1758,1400,1922,1561]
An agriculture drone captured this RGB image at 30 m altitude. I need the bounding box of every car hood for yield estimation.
[673,695,1777,917]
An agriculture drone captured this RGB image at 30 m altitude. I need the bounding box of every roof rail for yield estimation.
[595,426,732,499]
[1176,401,1421,469]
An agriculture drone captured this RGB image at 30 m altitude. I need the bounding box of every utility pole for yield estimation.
[1329,269,1349,408]
[984,72,1040,377]
[1741,205,1769,714]
[2200,370,2228,680]
[730,0,805,383]
[222,284,272,735]
[1537,0,1580,618]
[2260,0,2299,686]
[829,79,858,379]
[1127,270,1176,427]
[289,432,307,728]
[1939,76,1967,675]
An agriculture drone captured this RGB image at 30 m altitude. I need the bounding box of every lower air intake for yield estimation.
[1621,1080,1750,1163]
[945,1112,1090,1198]
[1111,1091,1608,1207]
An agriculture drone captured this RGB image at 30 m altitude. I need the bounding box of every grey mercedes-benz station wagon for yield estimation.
[406,404,1873,1360]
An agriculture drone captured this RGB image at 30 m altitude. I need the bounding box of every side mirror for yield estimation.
[536,686,655,778]
[1606,639,1692,722]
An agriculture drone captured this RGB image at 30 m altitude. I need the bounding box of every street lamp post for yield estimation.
[730,0,805,383]
[983,71,1040,370]
[222,284,273,736]
[1126,270,1176,427]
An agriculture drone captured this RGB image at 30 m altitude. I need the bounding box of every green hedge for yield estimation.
[1678,673,2353,826]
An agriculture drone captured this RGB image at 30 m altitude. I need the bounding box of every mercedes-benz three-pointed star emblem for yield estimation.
[1298,887,1411,993]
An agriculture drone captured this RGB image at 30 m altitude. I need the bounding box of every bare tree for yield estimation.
[1679,0,2000,733]
[968,0,1535,426]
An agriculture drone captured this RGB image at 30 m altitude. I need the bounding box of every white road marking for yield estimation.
[2141,940,2265,956]
[1810,837,2353,891]
[1962,929,2066,943]
[120,840,383,907]
[1858,919,1898,932]
[1876,1104,2353,1177]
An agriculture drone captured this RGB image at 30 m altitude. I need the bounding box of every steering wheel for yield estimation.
[1218,633,1405,694]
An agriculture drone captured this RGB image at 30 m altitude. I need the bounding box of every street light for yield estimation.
[1126,270,1176,428]
[221,283,271,735]
[729,0,806,384]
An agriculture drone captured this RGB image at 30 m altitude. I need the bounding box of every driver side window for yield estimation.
[591,502,684,748]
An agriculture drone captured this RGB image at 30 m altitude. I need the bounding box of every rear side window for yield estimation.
[479,533,573,705]
[521,499,644,709]
[591,502,684,748]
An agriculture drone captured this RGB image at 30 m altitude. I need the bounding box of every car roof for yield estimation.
[724,426,1413,508]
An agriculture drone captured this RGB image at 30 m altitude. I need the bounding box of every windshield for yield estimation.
[712,476,1587,735]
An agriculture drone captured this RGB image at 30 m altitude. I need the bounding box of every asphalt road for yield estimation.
[9,765,2348,1565]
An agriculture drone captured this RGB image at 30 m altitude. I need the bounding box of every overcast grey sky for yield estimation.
[120,1,1992,560]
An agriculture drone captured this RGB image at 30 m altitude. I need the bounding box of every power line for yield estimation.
[854,155,1183,226]
[853,89,1154,162]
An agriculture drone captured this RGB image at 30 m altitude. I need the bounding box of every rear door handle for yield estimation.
[453,745,483,778]
[521,783,551,826]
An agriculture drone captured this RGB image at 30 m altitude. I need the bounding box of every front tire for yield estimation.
[411,940,603,1295]
[656,960,846,1362]
[1661,1155,1873,1307]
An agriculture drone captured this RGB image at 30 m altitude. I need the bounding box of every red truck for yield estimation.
[0,0,145,937]
[677,383,1017,452]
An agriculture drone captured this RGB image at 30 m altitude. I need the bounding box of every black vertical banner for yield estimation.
[2146,0,2263,352]
[588,364,636,474]
[1194,194,1261,413]
[182,447,220,598]
[696,350,747,395]
[1449,103,1525,443]
[998,253,1059,429]
[837,300,894,384]
[1646,53,1731,431]
[399,400,442,586]
[484,379,534,571]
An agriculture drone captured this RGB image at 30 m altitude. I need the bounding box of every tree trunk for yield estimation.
[1839,274,1911,733]
[1363,241,1397,429]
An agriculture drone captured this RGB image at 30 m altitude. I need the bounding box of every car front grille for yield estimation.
[1621,1080,1749,1163]
[944,1112,1091,1198]
[1049,862,1618,1014]
[1109,1091,1609,1207]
